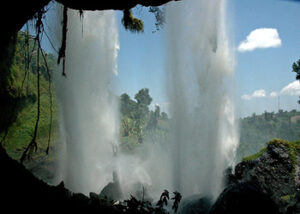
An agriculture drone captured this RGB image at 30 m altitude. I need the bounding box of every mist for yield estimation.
[53,0,239,201]
[166,0,239,198]
[55,9,120,194]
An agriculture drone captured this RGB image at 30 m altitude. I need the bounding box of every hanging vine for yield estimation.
[39,42,53,155]
[57,5,68,77]
[20,10,43,163]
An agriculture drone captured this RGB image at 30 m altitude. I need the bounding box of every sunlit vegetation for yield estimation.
[1,31,170,161]
[3,32,300,183]
[242,147,267,162]
[237,110,300,161]
[119,89,169,153]
[0,31,58,162]
[242,138,300,178]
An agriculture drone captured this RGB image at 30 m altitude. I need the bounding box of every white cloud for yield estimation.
[237,28,282,52]
[252,89,267,97]
[241,89,266,100]
[241,94,251,100]
[280,80,300,96]
[270,92,278,97]
[244,81,300,101]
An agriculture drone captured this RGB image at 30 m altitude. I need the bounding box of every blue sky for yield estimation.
[232,0,300,116]
[37,0,300,117]
[113,0,300,117]
[112,8,168,110]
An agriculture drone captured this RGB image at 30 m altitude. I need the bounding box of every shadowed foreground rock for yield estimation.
[0,146,123,213]
[209,182,279,214]
[210,139,300,214]
[1,139,299,214]
[178,195,213,214]
[0,145,178,214]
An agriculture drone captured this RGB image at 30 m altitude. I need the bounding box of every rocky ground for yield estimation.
[210,139,300,214]
[0,139,299,214]
[178,139,300,214]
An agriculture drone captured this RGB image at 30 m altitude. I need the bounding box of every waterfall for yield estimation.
[55,9,120,194]
[166,0,239,198]
[53,0,238,200]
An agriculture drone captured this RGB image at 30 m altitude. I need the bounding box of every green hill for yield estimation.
[0,31,58,171]
[237,110,300,161]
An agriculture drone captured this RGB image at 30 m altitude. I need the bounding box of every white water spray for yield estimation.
[54,0,238,201]
[55,9,120,194]
[166,0,239,198]
[54,8,172,198]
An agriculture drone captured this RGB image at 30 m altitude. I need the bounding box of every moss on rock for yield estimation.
[242,147,267,162]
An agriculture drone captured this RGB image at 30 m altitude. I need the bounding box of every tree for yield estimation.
[147,105,160,130]
[1,0,181,95]
[0,0,184,211]
[120,93,137,118]
[132,88,153,143]
[134,88,152,106]
[292,59,300,103]
[292,59,300,81]
[121,116,135,137]
[133,104,149,143]
[161,112,168,120]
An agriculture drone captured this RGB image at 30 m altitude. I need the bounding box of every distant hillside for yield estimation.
[0,31,58,182]
[0,32,170,182]
[5,32,299,185]
[236,110,300,161]
[119,90,169,154]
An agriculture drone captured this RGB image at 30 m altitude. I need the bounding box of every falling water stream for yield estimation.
[55,0,238,201]
[166,0,238,198]
[55,10,120,194]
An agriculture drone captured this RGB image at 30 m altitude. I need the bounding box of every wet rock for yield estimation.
[71,192,90,207]
[130,182,153,202]
[90,192,100,201]
[209,182,279,214]
[221,140,300,214]
[99,171,123,201]
[178,195,212,214]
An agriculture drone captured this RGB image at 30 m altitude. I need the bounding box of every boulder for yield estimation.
[209,182,279,214]
[177,195,212,214]
[99,171,123,201]
[216,139,300,214]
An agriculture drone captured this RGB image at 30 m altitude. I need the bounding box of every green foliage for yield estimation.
[134,88,152,106]
[242,147,267,162]
[281,195,291,202]
[292,59,300,103]
[292,59,300,81]
[161,112,168,120]
[237,110,300,161]
[281,194,296,202]
[0,31,58,161]
[120,93,137,118]
[121,190,181,214]
[242,138,300,177]
[147,105,160,130]
[122,9,144,33]
[119,89,169,149]
[128,88,152,143]
[267,138,300,176]
[4,88,58,160]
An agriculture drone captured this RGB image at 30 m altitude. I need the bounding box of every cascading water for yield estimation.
[166,0,239,199]
[54,8,171,198]
[55,9,120,194]
[54,0,238,202]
